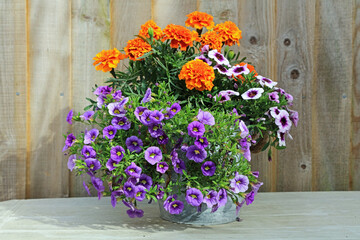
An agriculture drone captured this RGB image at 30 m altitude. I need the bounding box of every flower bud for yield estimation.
[148,27,154,38]
[176,51,182,57]
[228,50,235,60]
[234,83,238,90]
[224,46,230,55]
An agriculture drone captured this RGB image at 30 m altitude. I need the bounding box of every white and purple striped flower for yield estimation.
[195,55,212,65]
[275,110,292,133]
[239,120,249,138]
[256,75,277,88]
[269,106,281,118]
[213,64,232,76]
[214,90,240,103]
[229,64,250,77]
[208,49,230,66]
[241,88,264,100]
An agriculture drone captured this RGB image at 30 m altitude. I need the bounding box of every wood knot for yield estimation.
[290,69,300,79]
[219,10,231,20]
[301,164,306,169]
[249,36,258,45]
[283,38,291,46]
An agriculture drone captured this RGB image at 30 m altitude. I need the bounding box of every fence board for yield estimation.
[27,0,71,198]
[0,0,27,201]
[311,0,353,190]
[275,0,315,191]
[70,0,111,197]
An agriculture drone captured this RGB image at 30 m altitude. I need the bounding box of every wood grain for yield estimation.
[27,0,71,198]
[275,0,315,191]
[0,0,27,201]
[311,0,353,190]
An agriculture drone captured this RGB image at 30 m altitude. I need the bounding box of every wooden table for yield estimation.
[0,192,359,239]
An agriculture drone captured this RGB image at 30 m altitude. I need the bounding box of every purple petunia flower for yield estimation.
[186,145,207,163]
[111,189,124,208]
[85,158,101,171]
[110,145,125,162]
[268,92,280,103]
[83,181,91,196]
[111,117,131,130]
[201,45,210,53]
[84,128,99,144]
[252,181,263,194]
[163,194,177,211]
[80,111,95,121]
[241,88,264,100]
[139,110,154,126]
[208,49,230,66]
[245,191,255,205]
[239,120,249,138]
[239,138,251,161]
[229,64,250,76]
[288,109,299,127]
[252,171,259,178]
[256,75,277,88]
[194,136,209,149]
[82,145,96,159]
[187,121,205,138]
[65,133,76,148]
[269,106,281,118]
[156,184,164,200]
[125,136,143,153]
[67,154,76,171]
[230,172,249,193]
[163,110,175,120]
[157,132,169,145]
[149,110,164,124]
[91,176,105,193]
[112,90,122,101]
[275,110,292,133]
[195,55,212,65]
[186,188,203,207]
[173,158,186,174]
[203,190,218,208]
[217,188,227,208]
[197,109,215,126]
[124,181,136,198]
[213,64,232,76]
[169,200,184,214]
[96,95,106,108]
[106,158,118,171]
[126,208,144,218]
[107,102,126,117]
[103,125,117,139]
[141,88,152,104]
[169,102,181,115]
[93,86,112,96]
[138,174,153,190]
[144,147,162,165]
[66,109,73,124]
[134,106,148,121]
[125,162,142,178]
[214,90,239,103]
[156,162,169,174]
[148,124,163,138]
[285,93,294,105]
[134,185,146,201]
[201,161,216,176]
[277,130,286,146]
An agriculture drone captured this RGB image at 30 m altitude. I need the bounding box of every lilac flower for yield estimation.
[203,190,218,208]
[197,109,215,126]
[110,145,125,162]
[138,174,153,190]
[214,64,232,76]
[148,124,163,138]
[245,191,255,205]
[149,110,164,124]
[229,64,250,76]
[111,189,124,208]
[84,128,99,144]
[65,133,76,147]
[80,111,94,121]
[107,102,126,117]
[156,162,169,174]
[139,110,154,126]
[157,132,169,145]
[156,184,164,199]
[106,158,117,171]
[239,120,249,138]
[194,136,209,149]
[201,161,216,176]
[269,106,281,118]
[239,138,251,161]
[256,75,277,88]
[93,86,112,96]
[125,162,142,178]
[187,121,205,138]
[112,90,122,101]
[195,55,212,65]
[268,92,280,103]
[124,181,136,198]
[103,125,117,139]
[277,131,286,146]
[186,145,207,163]
[241,88,264,100]
[288,109,299,127]
[186,188,203,207]
[85,158,101,171]
[134,106,148,121]
[169,102,181,115]
[126,136,143,153]
[275,110,292,132]
[217,188,227,208]
[66,109,73,124]
[67,154,76,171]
[111,117,131,130]
[127,208,144,218]
[82,145,96,158]
[144,146,162,165]
[230,172,249,193]
[141,88,152,104]
[164,195,177,211]
[134,185,146,201]
[169,200,184,214]
[83,181,91,196]
[208,49,230,66]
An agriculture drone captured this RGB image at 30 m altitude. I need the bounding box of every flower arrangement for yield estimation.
[63,11,298,220]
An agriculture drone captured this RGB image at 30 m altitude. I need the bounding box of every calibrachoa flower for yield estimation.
[93,48,127,72]
[157,132,169,145]
[108,102,126,117]
[125,136,143,153]
[134,185,146,201]
[112,90,122,101]
[127,208,144,218]
[91,176,105,194]
[201,161,216,176]
[124,37,152,61]
[124,181,136,198]
[230,172,249,193]
[239,120,249,138]
[144,146,162,165]
[141,88,152,104]
[268,92,280,103]
[214,21,242,46]
[149,110,164,124]
[67,154,76,171]
[229,64,250,77]
[163,24,198,50]
[214,64,232,76]
[179,59,215,91]
[186,188,203,207]
[288,109,299,127]
[156,161,169,174]
[111,190,124,208]
[64,133,76,147]
[185,11,214,30]
[103,125,117,139]
[94,86,112,96]
[164,195,177,211]
[208,49,230,66]
[256,75,277,88]
[186,145,207,163]
[187,121,205,138]
[194,136,209,149]
[275,110,292,132]
[66,109,73,124]
[110,145,125,162]
[80,111,94,121]
[84,128,99,144]
[138,20,163,40]
[139,110,154,126]
[277,131,286,146]
[134,106,148,121]
[106,158,117,171]
[169,102,181,115]
[197,109,215,126]
[138,174,153,190]
[203,190,218,208]
[111,117,131,130]
[169,200,184,214]
[125,162,142,178]
[82,145,96,159]
[217,188,228,208]
[237,62,257,82]
[241,88,264,100]
[85,158,101,171]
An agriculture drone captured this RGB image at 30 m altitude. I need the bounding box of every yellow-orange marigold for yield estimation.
[163,24,198,51]
[237,62,258,82]
[124,38,152,61]
[93,48,127,72]
[138,20,164,40]
[179,59,215,91]
[199,31,222,52]
[185,11,214,30]
[214,21,242,46]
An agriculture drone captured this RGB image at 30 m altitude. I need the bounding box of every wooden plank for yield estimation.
[352,0,360,191]
[70,0,111,197]
[0,0,27,201]
[27,0,71,198]
[198,0,239,26]
[274,0,315,191]
[311,0,353,190]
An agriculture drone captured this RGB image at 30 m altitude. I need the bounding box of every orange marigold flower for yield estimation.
[199,31,222,52]
[237,62,258,82]
[179,59,215,91]
[214,21,242,46]
[93,48,127,72]
[138,20,164,40]
[124,38,152,61]
[163,24,198,51]
[185,11,214,30]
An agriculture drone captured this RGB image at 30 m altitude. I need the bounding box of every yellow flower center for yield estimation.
[114,110,120,114]
[141,180,146,184]
[199,138,204,143]
[193,127,198,132]
[117,151,122,156]
[153,126,158,130]
[173,203,178,208]
[109,131,113,135]
[129,169,134,172]
[155,116,159,120]
[205,166,209,170]
[119,121,124,125]
[133,142,138,146]
[137,192,142,197]
[194,150,200,154]
[150,153,156,158]
[191,194,197,199]
[127,187,132,191]
[172,109,176,112]
[139,111,144,116]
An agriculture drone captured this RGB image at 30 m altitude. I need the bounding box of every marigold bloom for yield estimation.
[199,31,222,51]
[214,21,242,46]
[163,24,198,51]
[185,11,214,30]
[179,59,215,91]
[93,48,127,72]
[124,38,152,61]
[138,20,164,40]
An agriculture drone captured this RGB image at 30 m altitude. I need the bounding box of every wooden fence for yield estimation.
[0,0,358,201]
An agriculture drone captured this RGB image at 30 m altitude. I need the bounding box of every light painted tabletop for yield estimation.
[0,192,359,240]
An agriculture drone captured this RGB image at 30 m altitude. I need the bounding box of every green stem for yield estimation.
[110,68,116,79]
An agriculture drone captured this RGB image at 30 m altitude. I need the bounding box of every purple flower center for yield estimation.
[215,52,224,61]
[218,65,227,72]
[234,67,244,73]
[263,78,271,83]
[280,117,287,126]
[248,90,257,97]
